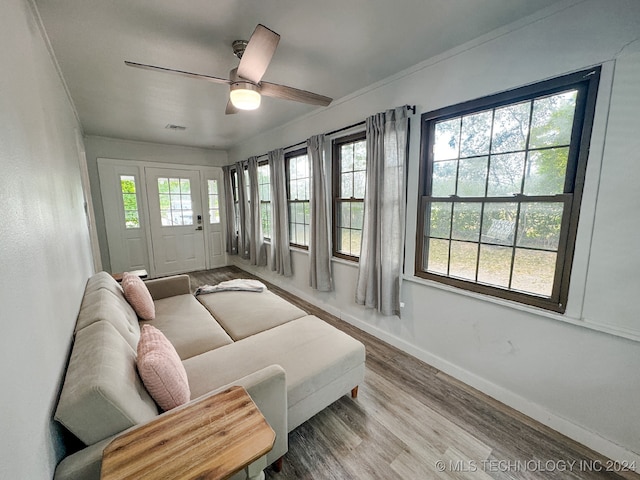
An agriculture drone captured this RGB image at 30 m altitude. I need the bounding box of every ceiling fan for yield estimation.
[125,24,333,114]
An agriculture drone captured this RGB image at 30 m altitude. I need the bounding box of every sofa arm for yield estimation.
[54,365,287,480]
[145,275,191,300]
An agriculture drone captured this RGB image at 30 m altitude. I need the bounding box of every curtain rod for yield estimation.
[246,104,416,162]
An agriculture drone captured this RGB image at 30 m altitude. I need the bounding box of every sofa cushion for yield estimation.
[122,273,155,320]
[140,294,233,360]
[196,290,307,340]
[137,325,190,411]
[84,271,123,297]
[75,288,140,349]
[183,315,365,408]
[55,321,158,445]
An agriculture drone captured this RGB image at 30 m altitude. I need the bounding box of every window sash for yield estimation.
[286,149,310,249]
[415,67,601,312]
[332,131,366,261]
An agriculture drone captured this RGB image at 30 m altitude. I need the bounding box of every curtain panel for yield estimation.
[268,149,292,276]
[308,134,333,291]
[235,160,250,259]
[222,165,237,255]
[247,156,266,266]
[355,106,409,316]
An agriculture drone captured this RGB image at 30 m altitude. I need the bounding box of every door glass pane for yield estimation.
[158,177,193,226]
[120,175,140,229]
[208,179,220,224]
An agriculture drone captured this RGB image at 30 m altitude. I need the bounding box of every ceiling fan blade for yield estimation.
[260,82,332,107]
[237,24,280,84]
[125,61,231,85]
[225,100,239,115]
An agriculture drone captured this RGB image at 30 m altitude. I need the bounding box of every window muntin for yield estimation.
[120,175,140,229]
[157,177,193,226]
[258,162,271,239]
[207,179,220,224]
[333,133,366,260]
[286,149,310,248]
[416,68,600,312]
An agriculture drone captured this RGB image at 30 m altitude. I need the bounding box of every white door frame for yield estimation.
[97,158,227,277]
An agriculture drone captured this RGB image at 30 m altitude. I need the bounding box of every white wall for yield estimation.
[83,135,228,271]
[0,0,94,478]
[229,0,640,465]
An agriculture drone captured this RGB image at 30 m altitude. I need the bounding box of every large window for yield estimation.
[258,162,271,239]
[333,132,366,260]
[416,68,600,312]
[286,149,310,248]
[157,177,193,226]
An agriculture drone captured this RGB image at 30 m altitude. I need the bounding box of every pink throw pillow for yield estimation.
[122,272,155,320]
[137,325,190,411]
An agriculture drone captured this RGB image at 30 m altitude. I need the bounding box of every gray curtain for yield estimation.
[307,134,333,291]
[247,156,266,266]
[235,160,250,259]
[355,107,409,316]
[268,149,292,276]
[222,165,237,254]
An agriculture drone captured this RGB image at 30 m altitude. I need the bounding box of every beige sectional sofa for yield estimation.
[54,272,366,479]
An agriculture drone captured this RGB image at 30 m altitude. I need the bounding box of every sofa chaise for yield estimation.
[53,272,366,479]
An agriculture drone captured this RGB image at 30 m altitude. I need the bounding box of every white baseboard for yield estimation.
[234,261,640,469]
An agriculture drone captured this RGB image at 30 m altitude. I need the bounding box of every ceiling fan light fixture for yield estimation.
[230,82,261,110]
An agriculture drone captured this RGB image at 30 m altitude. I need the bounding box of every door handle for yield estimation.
[195,226,203,231]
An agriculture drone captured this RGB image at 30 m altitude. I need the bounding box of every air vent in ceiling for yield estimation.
[165,124,186,130]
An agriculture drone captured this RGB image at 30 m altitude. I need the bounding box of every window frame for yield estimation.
[257,159,272,241]
[285,148,311,249]
[332,131,367,262]
[415,67,601,313]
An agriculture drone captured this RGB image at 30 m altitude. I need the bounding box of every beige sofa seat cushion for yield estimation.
[196,290,307,340]
[184,315,365,408]
[75,288,140,349]
[140,294,233,360]
[55,321,158,445]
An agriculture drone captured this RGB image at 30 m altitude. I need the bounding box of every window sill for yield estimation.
[403,274,640,343]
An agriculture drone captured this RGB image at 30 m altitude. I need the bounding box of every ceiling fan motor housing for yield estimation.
[232,40,248,59]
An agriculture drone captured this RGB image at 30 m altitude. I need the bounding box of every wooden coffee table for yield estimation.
[101,386,275,480]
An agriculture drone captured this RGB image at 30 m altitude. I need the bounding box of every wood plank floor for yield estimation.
[189,267,638,480]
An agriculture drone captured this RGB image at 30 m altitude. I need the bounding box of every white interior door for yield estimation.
[146,168,206,276]
[202,168,227,269]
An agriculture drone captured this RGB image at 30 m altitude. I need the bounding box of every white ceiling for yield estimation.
[35,0,563,149]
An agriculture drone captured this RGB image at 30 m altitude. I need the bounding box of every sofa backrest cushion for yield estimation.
[55,320,158,445]
[83,271,124,297]
[75,288,140,350]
